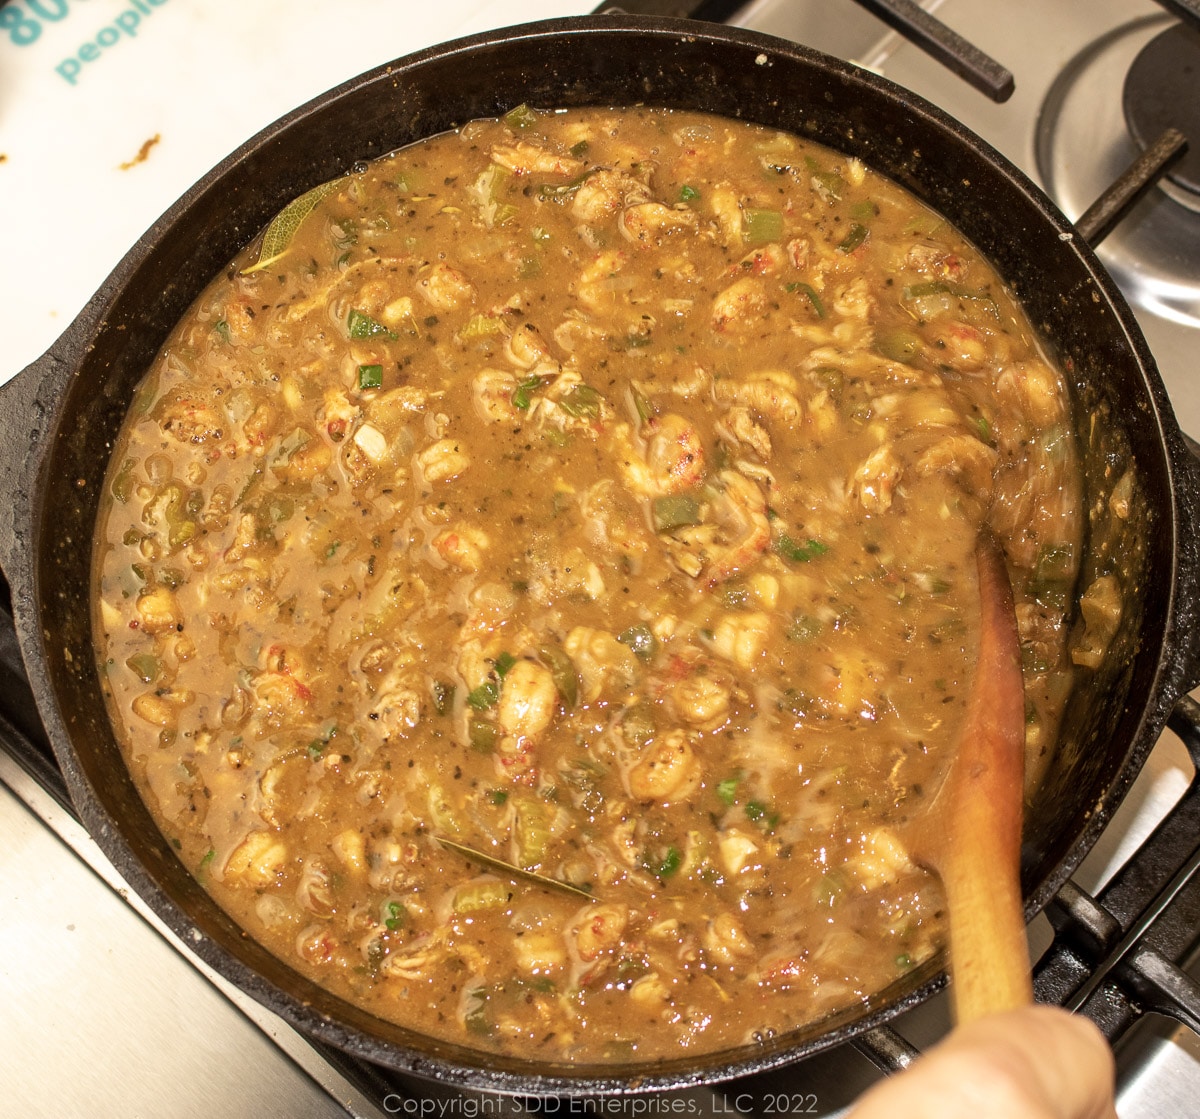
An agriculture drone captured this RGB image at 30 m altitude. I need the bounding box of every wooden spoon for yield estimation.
[917,530,1033,1024]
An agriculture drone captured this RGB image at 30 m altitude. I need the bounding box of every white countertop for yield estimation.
[0,0,594,385]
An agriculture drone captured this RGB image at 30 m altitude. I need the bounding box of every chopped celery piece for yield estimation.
[512,375,543,410]
[505,104,540,130]
[652,494,702,532]
[617,624,657,662]
[538,168,600,199]
[469,719,498,752]
[811,170,846,200]
[514,797,552,868]
[786,281,825,318]
[743,208,784,245]
[461,314,507,338]
[621,702,656,748]
[125,653,161,684]
[559,384,602,419]
[877,328,923,363]
[453,879,512,914]
[347,309,397,340]
[837,222,869,253]
[537,644,579,709]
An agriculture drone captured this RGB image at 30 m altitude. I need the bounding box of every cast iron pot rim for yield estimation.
[7,12,1199,1097]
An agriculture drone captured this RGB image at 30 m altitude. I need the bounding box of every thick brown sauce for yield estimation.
[93,107,1082,1062]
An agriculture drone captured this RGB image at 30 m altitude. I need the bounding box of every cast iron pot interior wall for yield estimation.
[2,16,1199,1094]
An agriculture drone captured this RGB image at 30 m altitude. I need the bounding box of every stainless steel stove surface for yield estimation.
[2,1,1200,1116]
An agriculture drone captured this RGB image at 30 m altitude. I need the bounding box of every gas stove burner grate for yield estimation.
[1124,23,1200,211]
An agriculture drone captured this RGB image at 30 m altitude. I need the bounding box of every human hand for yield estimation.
[848,1006,1116,1119]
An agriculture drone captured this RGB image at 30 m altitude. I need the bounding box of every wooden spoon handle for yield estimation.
[940,532,1032,1024]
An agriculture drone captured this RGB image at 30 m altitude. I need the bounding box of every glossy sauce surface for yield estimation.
[93,107,1082,1061]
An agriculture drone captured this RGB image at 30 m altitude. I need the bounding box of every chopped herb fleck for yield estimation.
[774,534,829,563]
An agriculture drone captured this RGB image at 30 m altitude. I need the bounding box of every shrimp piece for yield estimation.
[701,470,771,586]
[673,673,731,728]
[905,243,966,283]
[627,728,701,803]
[848,827,914,890]
[564,626,639,702]
[379,294,418,332]
[850,443,902,514]
[158,392,224,445]
[567,903,628,963]
[472,368,521,424]
[716,405,773,460]
[718,830,759,876]
[490,142,584,178]
[786,237,812,270]
[831,277,875,321]
[731,242,786,277]
[218,294,258,345]
[619,201,699,246]
[135,585,182,634]
[642,412,707,494]
[553,314,607,355]
[709,611,772,669]
[241,401,279,449]
[371,687,422,739]
[570,169,648,223]
[928,320,988,371]
[279,435,332,483]
[806,389,840,442]
[915,433,998,500]
[417,262,475,312]
[704,913,754,964]
[715,370,802,428]
[708,183,743,244]
[497,660,559,743]
[321,387,360,444]
[575,249,631,313]
[580,478,652,560]
[711,276,768,333]
[513,928,568,976]
[254,672,312,725]
[131,688,193,729]
[755,953,817,991]
[433,526,490,572]
[997,359,1067,429]
[226,830,288,887]
[296,858,336,918]
[382,933,446,980]
[506,322,554,370]
[417,438,470,483]
[629,973,672,1010]
[332,829,367,877]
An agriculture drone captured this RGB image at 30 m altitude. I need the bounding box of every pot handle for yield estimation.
[1173,431,1200,694]
[0,345,74,583]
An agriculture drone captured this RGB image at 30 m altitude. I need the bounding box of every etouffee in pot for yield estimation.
[92,105,1091,1061]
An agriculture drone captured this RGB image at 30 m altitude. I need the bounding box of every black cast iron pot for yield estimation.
[1,15,1198,1096]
